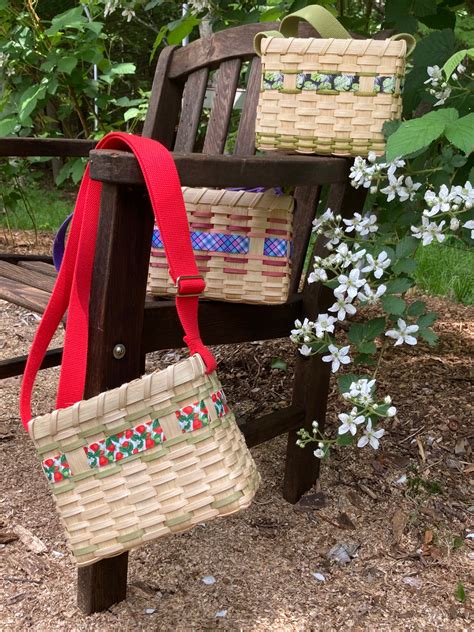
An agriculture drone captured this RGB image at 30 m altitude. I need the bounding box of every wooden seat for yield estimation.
[0,21,367,615]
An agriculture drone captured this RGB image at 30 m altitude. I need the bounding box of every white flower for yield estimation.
[349,157,377,189]
[432,84,452,107]
[463,220,474,239]
[424,65,443,86]
[338,409,366,436]
[299,344,313,356]
[424,185,451,216]
[291,317,314,340]
[450,217,460,231]
[398,176,422,202]
[357,282,386,304]
[357,419,385,449]
[349,378,375,405]
[313,448,325,458]
[386,406,397,417]
[308,267,328,284]
[411,217,446,245]
[362,251,391,279]
[385,318,419,346]
[322,344,351,373]
[384,395,392,404]
[380,174,404,202]
[328,290,357,321]
[122,8,136,21]
[336,268,366,299]
[104,0,120,17]
[312,420,319,430]
[325,225,344,246]
[312,208,334,232]
[359,214,378,236]
[457,62,466,75]
[315,313,337,338]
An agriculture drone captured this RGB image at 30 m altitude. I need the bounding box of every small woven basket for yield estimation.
[254,6,413,157]
[29,354,260,566]
[256,37,406,157]
[147,187,294,304]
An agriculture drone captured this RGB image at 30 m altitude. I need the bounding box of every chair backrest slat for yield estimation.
[202,58,242,155]
[233,57,261,156]
[174,68,209,152]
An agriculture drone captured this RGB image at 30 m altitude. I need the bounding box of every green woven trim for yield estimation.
[79,424,107,439]
[141,447,170,462]
[36,442,61,455]
[70,469,95,482]
[51,481,76,495]
[164,513,193,527]
[186,429,213,444]
[256,132,385,150]
[73,544,98,556]
[211,491,243,509]
[95,464,123,479]
[117,529,144,543]
[59,438,87,452]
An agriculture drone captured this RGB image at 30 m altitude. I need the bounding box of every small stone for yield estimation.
[327,542,359,564]
[215,609,228,618]
[145,608,156,615]
[202,575,216,585]
[51,550,64,558]
[403,576,422,589]
[312,572,326,582]
[394,474,407,485]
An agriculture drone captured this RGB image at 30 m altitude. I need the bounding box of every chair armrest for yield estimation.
[89,149,351,187]
[0,138,96,157]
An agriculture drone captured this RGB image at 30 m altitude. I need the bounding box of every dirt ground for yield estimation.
[0,234,472,630]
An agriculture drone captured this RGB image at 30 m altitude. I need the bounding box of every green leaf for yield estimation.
[336,433,354,446]
[348,323,365,345]
[45,7,86,36]
[442,48,474,79]
[57,56,78,74]
[413,0,437,17]
[417,311,437,329]
[382,295,406,315]
[18,84,47,123]
[337,373,365,395]
[358,341,377,355]
[445,113,474,155]
[383,119,402,140]
[386,278,414,294]
[407,300,426,317]
[124,107,140,122]
[454,581,466,604]
[110,63,136,75]
[167,16,200,46]
[385,110,458,161]
[396,235,420,259]
[419,8,456,30]
[0,117,18,136]
[365,317,387,339]
[392,258,418,274]
[419,328,438,346]
[413,29,455,68]
[271,358,288,371]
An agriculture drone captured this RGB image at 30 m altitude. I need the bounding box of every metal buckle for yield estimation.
[175,275,205,297]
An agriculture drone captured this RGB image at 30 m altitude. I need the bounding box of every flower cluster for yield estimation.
[424,65,453,106]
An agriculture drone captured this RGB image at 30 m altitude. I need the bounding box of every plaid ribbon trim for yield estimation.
[153,229,289,258]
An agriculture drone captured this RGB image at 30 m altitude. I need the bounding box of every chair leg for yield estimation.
[282,352,331,503]
[77,183,154,613]
[282,180,368,503]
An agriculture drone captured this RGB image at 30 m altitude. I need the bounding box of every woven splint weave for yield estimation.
[148,187,294,304]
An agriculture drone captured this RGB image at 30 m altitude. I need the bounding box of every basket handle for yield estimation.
[254,4,416,56]
[20,133,217,427]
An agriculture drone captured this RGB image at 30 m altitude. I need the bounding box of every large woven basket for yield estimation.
[29,354,260,566]
[254,6,413,157]
[147,187,294,304]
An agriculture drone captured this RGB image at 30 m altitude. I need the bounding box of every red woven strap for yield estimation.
[20,132,216,428]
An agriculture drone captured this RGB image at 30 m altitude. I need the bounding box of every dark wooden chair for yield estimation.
[0,22,367,613]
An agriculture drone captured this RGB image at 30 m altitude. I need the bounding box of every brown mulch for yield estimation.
[0,238,472,629]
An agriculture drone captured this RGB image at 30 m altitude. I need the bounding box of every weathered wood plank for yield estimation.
[0,348,63,380]
[89,150,351,187]
[240,405,305,448]
[143,45,182,147]
[0,138,95,157]
[141,295,302,351]
[234,57,261,156]
[288,187,321,294]
[17,261,57,278]
[0,276,52,315]
[203,59,241,155]
[0,260,56,294]
[0,254,54,265]
[174,68,209,152]
[77,182,154,614]
[168,22,277,79]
